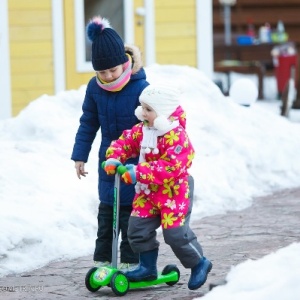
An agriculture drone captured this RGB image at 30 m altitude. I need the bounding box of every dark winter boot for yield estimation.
[124,248,158,282]
[188,257,212,290]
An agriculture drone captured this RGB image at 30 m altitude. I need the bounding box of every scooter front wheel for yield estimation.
[85,267,102,292]
[162,264,180,286]
[110,271,129,296]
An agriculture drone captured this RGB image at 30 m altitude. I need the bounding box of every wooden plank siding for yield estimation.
[155,0,196,66]
[8,0,54,116]
[6,0,206,115]
[133,0,145,57]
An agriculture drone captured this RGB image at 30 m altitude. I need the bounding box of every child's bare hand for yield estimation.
[75,161,88,179]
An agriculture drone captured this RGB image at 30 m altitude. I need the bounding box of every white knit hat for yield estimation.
[135,84,180,130]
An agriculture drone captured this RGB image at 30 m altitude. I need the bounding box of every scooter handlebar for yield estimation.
[101,161,127,175]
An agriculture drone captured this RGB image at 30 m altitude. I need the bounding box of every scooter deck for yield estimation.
[86,265,180,295]
[129,271,179,289]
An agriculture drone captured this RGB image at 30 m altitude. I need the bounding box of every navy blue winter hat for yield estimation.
[86,16,128,71]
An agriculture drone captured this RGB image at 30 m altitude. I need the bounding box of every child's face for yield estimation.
[141,102,157,127]
[96,64,123,83]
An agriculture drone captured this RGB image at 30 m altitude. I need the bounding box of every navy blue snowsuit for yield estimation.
[71,71,148,206]
[71,49,149,263]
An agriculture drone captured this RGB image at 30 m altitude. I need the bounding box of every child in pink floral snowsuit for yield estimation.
[103,84,212,290]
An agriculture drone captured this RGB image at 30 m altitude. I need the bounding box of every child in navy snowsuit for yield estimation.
[71,16,149,271]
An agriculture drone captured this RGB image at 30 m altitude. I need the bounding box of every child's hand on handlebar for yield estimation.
[119,164,137,184]
[102,158,122,175]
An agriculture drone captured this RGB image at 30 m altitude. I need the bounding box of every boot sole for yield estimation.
[188,262,213,290]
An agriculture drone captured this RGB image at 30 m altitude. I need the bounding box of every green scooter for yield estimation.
[85,164,180,296]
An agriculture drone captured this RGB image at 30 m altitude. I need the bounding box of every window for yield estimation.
[74,0,125,72]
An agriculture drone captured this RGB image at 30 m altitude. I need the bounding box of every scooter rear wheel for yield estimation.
[162,264,180,286]
[85,267,102,292]
[110,271,129,296]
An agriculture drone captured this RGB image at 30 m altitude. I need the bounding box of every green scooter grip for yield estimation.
[117,165,127,175]
[102,161,126,174]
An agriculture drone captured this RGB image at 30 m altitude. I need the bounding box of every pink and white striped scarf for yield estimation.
[96,54,132,92]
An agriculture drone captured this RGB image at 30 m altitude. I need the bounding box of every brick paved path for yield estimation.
[1,187,299,300]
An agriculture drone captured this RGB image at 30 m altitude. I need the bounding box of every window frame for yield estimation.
[74,0,133,73]
[74,0,92,72]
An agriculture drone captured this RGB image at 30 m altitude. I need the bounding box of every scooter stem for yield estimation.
[112,172,121,269]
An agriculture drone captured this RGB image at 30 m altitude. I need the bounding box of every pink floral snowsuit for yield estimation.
[106,106,194,229]
[106,106,203,268]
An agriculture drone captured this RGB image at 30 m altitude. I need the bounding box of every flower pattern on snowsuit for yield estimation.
[106,108,194,229]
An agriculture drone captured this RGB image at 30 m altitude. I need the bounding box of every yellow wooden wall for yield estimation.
[155,0,196,66]
[8,0,198,115]
[8,0,54,116]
